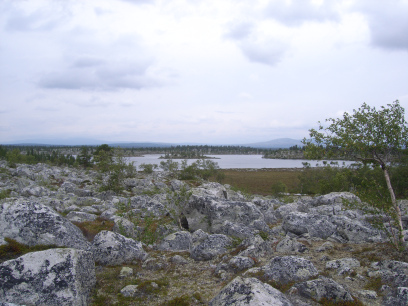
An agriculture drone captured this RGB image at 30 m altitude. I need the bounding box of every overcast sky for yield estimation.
[1,0,408,145]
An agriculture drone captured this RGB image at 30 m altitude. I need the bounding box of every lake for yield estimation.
[127,154,356,170]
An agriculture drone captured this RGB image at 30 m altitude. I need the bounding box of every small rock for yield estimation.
[121,285,139,297]
[119,267,134,279]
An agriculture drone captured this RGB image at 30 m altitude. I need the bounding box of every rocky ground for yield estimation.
[0,160,408,305]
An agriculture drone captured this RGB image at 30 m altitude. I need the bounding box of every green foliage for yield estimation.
[164,295,190,306]
[98,148,137,194]
[77,146,92,168]
[303,100,408,162]
[0,189,11,200]
[139,163,158,174]
[93,144,114,172]
[178,159,223,182]
[159,159,179,175]
[166,185,192,229]
[258,231,269,241]
[271,181,287,196]
[136,214,162,245]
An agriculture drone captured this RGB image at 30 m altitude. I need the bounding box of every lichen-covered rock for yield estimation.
[0,200,90,250]
[262,256,318,284]
[228,256,255,272]
[282,212,336,239]
[0,248,95,306]
[209,277,293,306]
[66,211,97,223]
[290,276,354,303]
[326,258,360,275]
[192,229,209,245]
[92,231,148,265]
[368,260,408,288]
[20,185,50,197]
[383,287,408,306]
[156,231,192,252]
[112,216,138,238]
[309,192,360,207]
[330,215,385,243]
[275,237,308,254]
[184,195,265,235]
[129,195,169,217]
[219,220,259,239]
[192,182,228,200]
[191,234,232,261]
[120,285,139,297]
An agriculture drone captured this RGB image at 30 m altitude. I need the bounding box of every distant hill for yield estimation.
[2,138,304,149]
[242,138,303,149]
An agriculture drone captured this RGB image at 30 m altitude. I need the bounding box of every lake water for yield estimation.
[127,154,356,170]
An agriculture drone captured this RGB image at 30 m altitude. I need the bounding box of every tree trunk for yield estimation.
[383,167,405,246]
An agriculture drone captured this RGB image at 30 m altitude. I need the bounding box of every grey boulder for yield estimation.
[0,200,90,250]
[156,231,192,252]
[0,248,95,306]
[191,234,232,261]
[290,276,354,303]
[282,212,336,239]
[262,256,318,284]
[210,276,293,306]
[92,231,148,265]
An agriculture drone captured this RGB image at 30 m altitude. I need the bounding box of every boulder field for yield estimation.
[0,161,407,305]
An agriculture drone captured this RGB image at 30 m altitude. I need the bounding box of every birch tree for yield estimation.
[303,100,408,248]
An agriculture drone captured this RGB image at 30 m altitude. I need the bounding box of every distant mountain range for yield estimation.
[2,137,304,149]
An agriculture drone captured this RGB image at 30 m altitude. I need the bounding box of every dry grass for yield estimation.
[218,168,302,196]
[73,217,115,242]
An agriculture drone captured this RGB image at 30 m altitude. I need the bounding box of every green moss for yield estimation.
[364,277,383,292]
[0,238,59,263]
[164,295,190,306]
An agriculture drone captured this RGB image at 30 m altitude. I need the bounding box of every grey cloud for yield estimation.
[265,0,340,26]
[352,0,408,51]
[241,42,286,66]
[5,6,71,32]
[72,57,105,68]
[224,21,288,66]
[39,58,157,91]
[224,21,254,40]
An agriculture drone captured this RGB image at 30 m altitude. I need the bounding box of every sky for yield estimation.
[1,0,408,145]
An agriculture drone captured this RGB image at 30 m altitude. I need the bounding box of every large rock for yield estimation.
[383,287,408,306]
[368,260,408,288]
[210,277,293,306]
[275,237,308,254]
[262,256,318,284]
[290,276,354,303]
[0,200,90,250]
[326,258,360,275]
[309,192,360,207]
[282,212,336,239]
[192,182,228,200]
[92,231,148,265]
[65,211,97,223]
[184,195,266,235]
[191,234,232,261]
[156,231,192,252]
[330,215,385,243]
[129,195,169,217]
[0,248,95,306]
